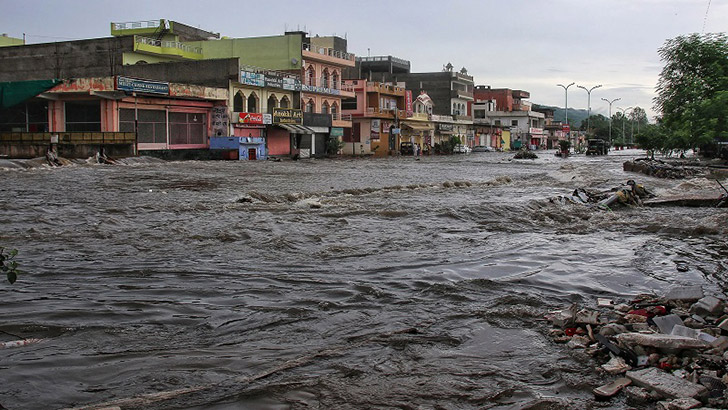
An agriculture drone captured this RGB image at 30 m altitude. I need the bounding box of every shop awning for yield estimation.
[0,79,60,108]
[277,124,315,134]
[308,126,330,133]
[402,122,434,131]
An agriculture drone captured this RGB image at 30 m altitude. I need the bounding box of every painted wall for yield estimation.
[267,127,290,156]
[0,35,24,47]
[188,34,303,72]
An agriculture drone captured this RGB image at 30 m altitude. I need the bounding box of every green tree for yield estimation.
[635,123,665,159]
[580,114,610,140]
[654,33,728,150]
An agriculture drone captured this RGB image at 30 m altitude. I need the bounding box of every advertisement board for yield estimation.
[116,76,170,95]
[371,119,380,140]
[273,108,303,124]
[240,71,265,87]
[405,90,413,117]
[238,112,264,124]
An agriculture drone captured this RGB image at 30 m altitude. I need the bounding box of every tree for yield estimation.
[654,33,728,151]
[580,114,610,140]
[635,123,665,160]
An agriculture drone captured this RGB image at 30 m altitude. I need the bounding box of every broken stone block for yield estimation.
[548,305,576,328]
[631,322,652,332]
[709,336,728,353]
[690,296,723,317]
[617,333,711,351]
[602,356,632,374]
[627,367,708,399]
[600,324,628,336]
[593,377,632,398]
[665,286,704,302]
[615,303,632,312]
[576,308,600,325]
[671,325,699,338]
[567,335,591,349]
[656,397,702,409]
[653,314,686,334]
[717,318,728,332]
[624,385,656,404]
[598,298,614,308]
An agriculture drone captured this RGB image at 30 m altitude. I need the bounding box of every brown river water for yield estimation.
[0,149,727,409]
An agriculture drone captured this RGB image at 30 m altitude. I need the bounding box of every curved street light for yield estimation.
[601,97,621,145]
[556,82,575,125]
[577,84,602,136]
[617,106,633,145]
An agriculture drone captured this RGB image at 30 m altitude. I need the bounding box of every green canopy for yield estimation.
[0,79,60,109]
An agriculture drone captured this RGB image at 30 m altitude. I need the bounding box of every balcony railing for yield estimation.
[332,113,352,121]
[302,43,355,62]
[358,55,410,67]
[365,82,405,94]
[136,36,202,55]
[113,20,168,31]
[241,64,300,81]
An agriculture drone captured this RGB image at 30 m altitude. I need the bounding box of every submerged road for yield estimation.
[0,149,726,409]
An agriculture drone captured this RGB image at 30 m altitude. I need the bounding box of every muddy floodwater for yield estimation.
[1,150,727,409]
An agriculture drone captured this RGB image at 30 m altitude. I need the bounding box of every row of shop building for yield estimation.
[0,19,573,160]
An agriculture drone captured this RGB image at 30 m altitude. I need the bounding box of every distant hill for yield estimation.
[532,103,590,128]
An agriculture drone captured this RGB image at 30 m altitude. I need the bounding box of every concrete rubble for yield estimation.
[545,285,728,407]
[623,159,704,179]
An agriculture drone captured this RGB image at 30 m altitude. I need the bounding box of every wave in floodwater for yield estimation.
[0,150,726,409]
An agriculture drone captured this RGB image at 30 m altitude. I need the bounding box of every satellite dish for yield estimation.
[291,58,298,65]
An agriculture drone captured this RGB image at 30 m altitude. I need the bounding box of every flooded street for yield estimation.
[1,150,727,409]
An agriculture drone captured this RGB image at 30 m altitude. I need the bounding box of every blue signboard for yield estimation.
[116,76,170,95]
[240,71,265,87]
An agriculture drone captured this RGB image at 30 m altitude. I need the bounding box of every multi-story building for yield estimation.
[341,80,405,157]
[350,57,474,148]
[471,86,545,150]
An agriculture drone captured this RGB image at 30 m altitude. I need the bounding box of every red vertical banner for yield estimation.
[405,90,413,117]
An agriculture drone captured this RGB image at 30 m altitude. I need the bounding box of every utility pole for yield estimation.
[618,107,633,146]
[601,97,621,146]
[577,84,602,136]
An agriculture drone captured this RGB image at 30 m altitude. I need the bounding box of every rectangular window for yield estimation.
[494,120,501,126]
[474,110,486,119]
[0,100,49,132]
[65,101,101,131]
[169,112,206,145]
[341,98,357,110]
[119,109,167,144]
[511,120,518,127]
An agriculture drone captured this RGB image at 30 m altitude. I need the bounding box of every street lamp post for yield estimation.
[556,82,575,125]
[577,84,602,137]
[601,97,621,146]
[617,106,633,147]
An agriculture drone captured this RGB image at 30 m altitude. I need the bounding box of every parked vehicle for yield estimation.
[453,144,472,154]
[400,142,414,155]
[586,139,608,155]
[472,145,494,152]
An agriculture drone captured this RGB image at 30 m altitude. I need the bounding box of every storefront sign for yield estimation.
[273,108,303,124]
[283,77,301,91]
[371,119,380,140]
[391,128,401,135]
[330,127,344,137]
[116,76,170,95]
[405,90,413,117]
[238,112,264,124]
[240,71,265,87]
[438,123,454,131]
[265,74,283,88]
[301,84,340,96]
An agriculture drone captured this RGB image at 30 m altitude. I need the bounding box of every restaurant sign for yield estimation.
[273,108,303,124]
[116,76,169,95]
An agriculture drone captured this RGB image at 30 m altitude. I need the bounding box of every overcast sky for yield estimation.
[2,0,726,120]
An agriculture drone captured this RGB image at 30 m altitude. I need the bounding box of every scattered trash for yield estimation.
[513,149,538,159]
[0,338,43,349]
[545,284,728,406]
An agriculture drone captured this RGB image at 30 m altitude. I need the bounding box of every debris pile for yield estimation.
[546,286,728,407]
[514,149,538,159]
[624,159,704,179]
[549,180,654,208]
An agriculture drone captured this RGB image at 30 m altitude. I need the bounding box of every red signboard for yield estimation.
[238,112,264,124]
[405,90,413,118]
[562,124,571,133]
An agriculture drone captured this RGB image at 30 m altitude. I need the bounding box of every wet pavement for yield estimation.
[0,149,726,409]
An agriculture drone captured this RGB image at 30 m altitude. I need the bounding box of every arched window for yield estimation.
[267,95,277,113]
[306,66,316,86]
[321,68,329,89]
[247,93,258,113]
[321,101,329,114]
[331,103,338,119]
[453,102,457,115]
[331,71,339,90]
[280,96,290,109]
[305,99,315,113]
[234,91,244,112]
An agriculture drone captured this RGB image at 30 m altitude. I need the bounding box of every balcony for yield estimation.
[365,82,405,96]
[111,20,169,36]
[302,43,355,67]
[331,112,352,128]
[365,107,405,119]
[450,89,474,100]
[134,36,203,60]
